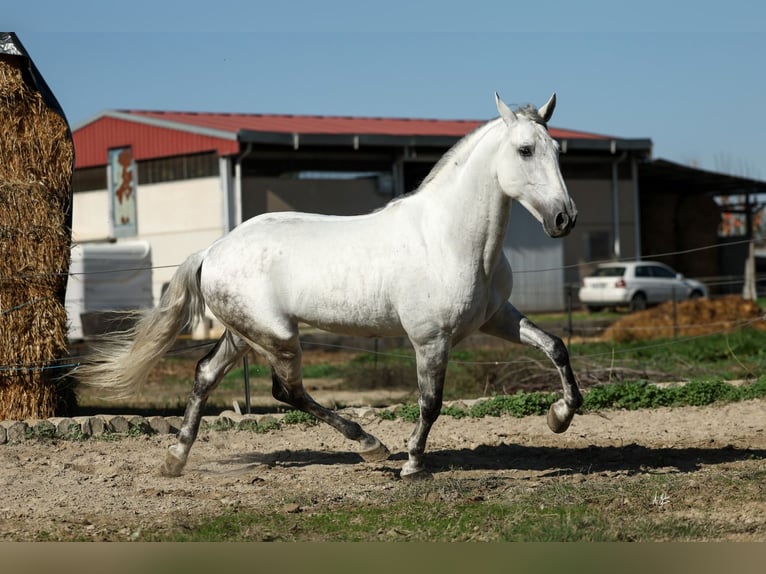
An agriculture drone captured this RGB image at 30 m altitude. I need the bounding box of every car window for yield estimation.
[592,267,625,277]
[649,266,676,279]
[634,266,651,278]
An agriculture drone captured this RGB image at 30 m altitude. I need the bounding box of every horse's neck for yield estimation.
[416,121,511,273]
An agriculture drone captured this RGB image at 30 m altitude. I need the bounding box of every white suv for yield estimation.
[578,261,708,312]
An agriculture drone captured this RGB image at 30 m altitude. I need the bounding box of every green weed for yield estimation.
[281,410,318,426]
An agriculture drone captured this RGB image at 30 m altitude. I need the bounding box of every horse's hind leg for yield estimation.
[268,338,390,462]
[161,330,248,476]
[481,302,583,433]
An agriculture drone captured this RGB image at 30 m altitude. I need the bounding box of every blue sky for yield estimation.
[8,1,766,178]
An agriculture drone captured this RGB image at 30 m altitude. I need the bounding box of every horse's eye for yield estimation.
[518,145,534,158]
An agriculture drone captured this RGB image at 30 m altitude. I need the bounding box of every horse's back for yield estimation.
[198,208,415,336]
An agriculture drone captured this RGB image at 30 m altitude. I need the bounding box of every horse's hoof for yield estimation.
[400,461,431,480]
[546,399,574,434]
[359,440,391,462]
[160,452,185,477]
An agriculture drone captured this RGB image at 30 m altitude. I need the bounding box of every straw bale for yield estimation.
[602,295,766,343]
[0,55,74,420]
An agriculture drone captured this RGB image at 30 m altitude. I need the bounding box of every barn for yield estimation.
[69,106,766,337]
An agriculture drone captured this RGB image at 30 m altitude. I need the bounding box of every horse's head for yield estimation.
[493,92,577,238]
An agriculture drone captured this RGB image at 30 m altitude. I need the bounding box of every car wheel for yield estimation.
[690,290,703,299]
[586,305,602,313]
[630,292,647,312]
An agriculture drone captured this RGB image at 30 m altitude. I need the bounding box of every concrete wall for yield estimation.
[563,177,639,283]
[504,202,565,312]
[241,176,389,220]
[70,167,599,331]
[71,176,224,304]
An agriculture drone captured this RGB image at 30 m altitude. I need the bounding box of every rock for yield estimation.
[28,419,56,438]
[219,410,244,426]
[166,416,184,434]
[105,415,130,434]
[128,415,151,435]
[50,417,81,439]
[73,415,107,436]
[1,421,29,443]
[148,416,171,435]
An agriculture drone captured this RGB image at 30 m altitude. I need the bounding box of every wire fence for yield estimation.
[1,238,765,380]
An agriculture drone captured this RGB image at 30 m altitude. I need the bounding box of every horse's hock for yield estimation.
[0,33,74,420]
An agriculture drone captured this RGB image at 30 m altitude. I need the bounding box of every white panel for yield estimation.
[71,190,110,241]
[137,177,222,235]
[71,178,225,307]
[504,202,565,312]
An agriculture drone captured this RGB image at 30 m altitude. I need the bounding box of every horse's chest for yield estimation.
[405,272,493,329]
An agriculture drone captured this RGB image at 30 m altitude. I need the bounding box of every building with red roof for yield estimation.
[69,107,764,332]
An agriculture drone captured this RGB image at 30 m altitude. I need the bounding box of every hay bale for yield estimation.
[602,295,765,343]
[0,43,74,420]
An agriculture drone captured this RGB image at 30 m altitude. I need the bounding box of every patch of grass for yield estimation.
[376,409,396,421]
[571,327,766,383]
[140,466,761,542]
[281,410,318,426]
[370,376,766,425]
[395,403,420,423]
[468,392,557,418]
[441,405,468,419]
[583,377,766,412]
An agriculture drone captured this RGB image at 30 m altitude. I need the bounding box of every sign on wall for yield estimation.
[108,147,137,237]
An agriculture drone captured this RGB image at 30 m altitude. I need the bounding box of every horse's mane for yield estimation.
[414,104,546,194]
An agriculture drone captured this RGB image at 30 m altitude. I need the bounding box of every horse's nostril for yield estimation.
[555,212,569,230]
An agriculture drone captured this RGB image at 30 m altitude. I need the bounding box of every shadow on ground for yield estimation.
[215,443,765,477]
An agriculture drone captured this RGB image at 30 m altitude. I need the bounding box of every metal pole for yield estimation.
[243,354,251,414]
[567,284,573,350]
[631,157,642,260]
[672,287,678,338]
[611,156,621,259]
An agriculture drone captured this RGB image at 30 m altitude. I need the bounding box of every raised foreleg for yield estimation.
[480,302,582,433]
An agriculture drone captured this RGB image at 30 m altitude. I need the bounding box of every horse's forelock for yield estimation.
[515,104,548,128]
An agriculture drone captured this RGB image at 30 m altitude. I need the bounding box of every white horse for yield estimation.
[78,92,582,478]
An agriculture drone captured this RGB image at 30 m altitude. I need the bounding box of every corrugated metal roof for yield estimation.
[119,109,611,140]
[73,109,617,169]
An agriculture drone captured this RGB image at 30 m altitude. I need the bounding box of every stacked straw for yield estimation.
[0,54,74,419]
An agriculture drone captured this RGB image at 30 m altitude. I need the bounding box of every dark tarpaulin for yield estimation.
[0,32,69,126]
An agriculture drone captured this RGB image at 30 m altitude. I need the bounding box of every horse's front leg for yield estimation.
[401,336,450,478]
[480,302,582,433]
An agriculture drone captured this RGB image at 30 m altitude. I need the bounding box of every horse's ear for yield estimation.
[495,92,516,126]
[538,93,556,123]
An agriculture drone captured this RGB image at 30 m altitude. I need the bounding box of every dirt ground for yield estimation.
[2,297,764,541]
[1,397,764,541]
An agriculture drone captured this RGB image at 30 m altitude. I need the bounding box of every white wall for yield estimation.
[504,201,565,312]
[71,176,225,304]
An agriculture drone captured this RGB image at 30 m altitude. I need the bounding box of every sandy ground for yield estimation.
[1,397,764,541]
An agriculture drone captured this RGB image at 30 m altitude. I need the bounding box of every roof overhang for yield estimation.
[237,129,469,149]
[237,128,653,156]
[639,159,766,197]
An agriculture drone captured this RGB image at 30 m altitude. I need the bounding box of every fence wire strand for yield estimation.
[1,238,764,376]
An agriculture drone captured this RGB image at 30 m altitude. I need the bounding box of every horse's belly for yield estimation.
[289,280,405,337]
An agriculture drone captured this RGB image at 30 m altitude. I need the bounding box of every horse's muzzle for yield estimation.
[548,210,576,238]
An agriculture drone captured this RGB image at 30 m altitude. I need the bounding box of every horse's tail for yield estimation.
[76,249,208,398]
